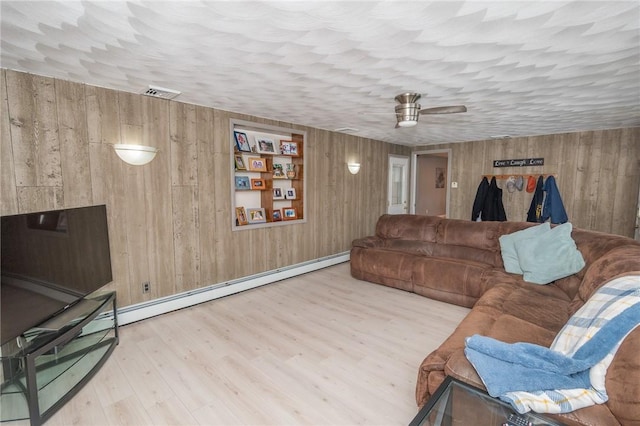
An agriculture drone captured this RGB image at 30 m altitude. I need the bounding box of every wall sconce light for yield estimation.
[113,144,158,166]
[347,162,361,175]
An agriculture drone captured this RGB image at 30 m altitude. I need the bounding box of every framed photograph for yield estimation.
[247,208,266,224]
[283,207,297,220]
[247,157,267,172]
[234,155,246,171]
[272,162,286,178]
[234,131,251,153]
[285,188,297,200]
[250,178,266,190]
[234,176,250,190]
[256,137,277,154]
[435,167,445,188]
[272,209,282,222]
[273,187,284,200]
[279,140,299,156]
[235,207,248,226]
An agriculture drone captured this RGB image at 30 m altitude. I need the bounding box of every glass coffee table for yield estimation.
[409,377,565,426]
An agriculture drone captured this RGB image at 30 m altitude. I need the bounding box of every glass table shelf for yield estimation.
[1,291,118,426]
[410,376,566,426]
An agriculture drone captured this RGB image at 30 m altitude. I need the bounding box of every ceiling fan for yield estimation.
[394,93,466,128]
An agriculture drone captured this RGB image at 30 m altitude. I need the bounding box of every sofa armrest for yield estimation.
[443,351,485,390]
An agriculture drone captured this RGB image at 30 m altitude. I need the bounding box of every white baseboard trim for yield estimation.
[114,252,350,326]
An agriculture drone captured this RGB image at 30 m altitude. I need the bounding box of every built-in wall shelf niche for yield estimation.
[230,119,306,230]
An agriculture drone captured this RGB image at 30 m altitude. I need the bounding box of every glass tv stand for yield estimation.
[0,291,118,426]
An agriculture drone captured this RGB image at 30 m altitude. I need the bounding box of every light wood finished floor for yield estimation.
[24,263,470,426]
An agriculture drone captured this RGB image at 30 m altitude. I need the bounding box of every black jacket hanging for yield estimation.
[471,177,489,221]
[527,175,545,222]
[471,177,507,221]
[485,177,507,221]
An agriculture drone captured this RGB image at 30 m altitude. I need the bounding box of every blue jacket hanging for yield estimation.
[541,176,568,224]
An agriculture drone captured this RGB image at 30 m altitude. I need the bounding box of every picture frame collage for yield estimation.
[233,126,302,227]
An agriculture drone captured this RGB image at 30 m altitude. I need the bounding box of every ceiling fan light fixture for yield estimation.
[395,103,420,127]
[397,119,418,127]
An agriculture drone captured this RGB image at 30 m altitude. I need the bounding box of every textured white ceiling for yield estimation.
[1,1,639,146]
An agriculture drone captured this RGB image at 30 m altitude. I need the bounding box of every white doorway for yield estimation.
[410,149,452,217]
[387,155,410,214]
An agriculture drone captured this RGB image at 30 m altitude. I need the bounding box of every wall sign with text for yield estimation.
[493,158,544,167]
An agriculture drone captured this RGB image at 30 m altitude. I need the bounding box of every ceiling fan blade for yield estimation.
[420,105,467,115]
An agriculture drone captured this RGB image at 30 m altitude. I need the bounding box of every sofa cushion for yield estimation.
[431,243,502,267]
[515,222,585,284]
[475,282,571,332]
[375,214,441,241]
[605,326,640,424]
[570,244,640,314]
[383,239,436,256]
[552,274,582,302]
[351,236,383,249]
[499,222,550,274]
[413,258,494,308]
[436,218,503,251]
[350,247,414,292]
[571,227,637,279]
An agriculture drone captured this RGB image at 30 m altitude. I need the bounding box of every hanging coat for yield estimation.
[471,177,489,221]
[527,175,545,222]
[484,177,507,221]
[472,177,507,221]
[541,176,568,224]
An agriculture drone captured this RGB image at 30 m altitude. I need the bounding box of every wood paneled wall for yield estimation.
[1,69,409,307]
[418,129,640,237]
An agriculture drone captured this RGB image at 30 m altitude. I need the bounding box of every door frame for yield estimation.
[410,148,452,217]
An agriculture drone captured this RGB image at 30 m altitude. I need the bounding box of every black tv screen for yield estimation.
[1,205,113,346]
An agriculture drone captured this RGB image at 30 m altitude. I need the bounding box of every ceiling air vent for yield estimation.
[333,127,360,134]
[141,85,181,100]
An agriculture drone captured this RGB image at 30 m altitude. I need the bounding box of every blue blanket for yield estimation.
[464,302,640,397]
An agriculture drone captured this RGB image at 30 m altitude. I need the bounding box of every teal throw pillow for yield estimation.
[499,223,551,274]
[514,222,585,285]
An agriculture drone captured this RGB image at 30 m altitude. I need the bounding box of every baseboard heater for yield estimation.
[109,251,350,326]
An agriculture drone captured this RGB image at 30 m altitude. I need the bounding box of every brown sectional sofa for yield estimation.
[350,214,640,426]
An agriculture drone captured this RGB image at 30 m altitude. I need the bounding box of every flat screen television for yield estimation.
[1,205,113,346]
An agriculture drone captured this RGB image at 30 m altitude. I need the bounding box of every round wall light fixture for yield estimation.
[113,144,158,166]
[348,162,361,175]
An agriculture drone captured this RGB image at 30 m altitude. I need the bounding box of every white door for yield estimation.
[388,155,410,214]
